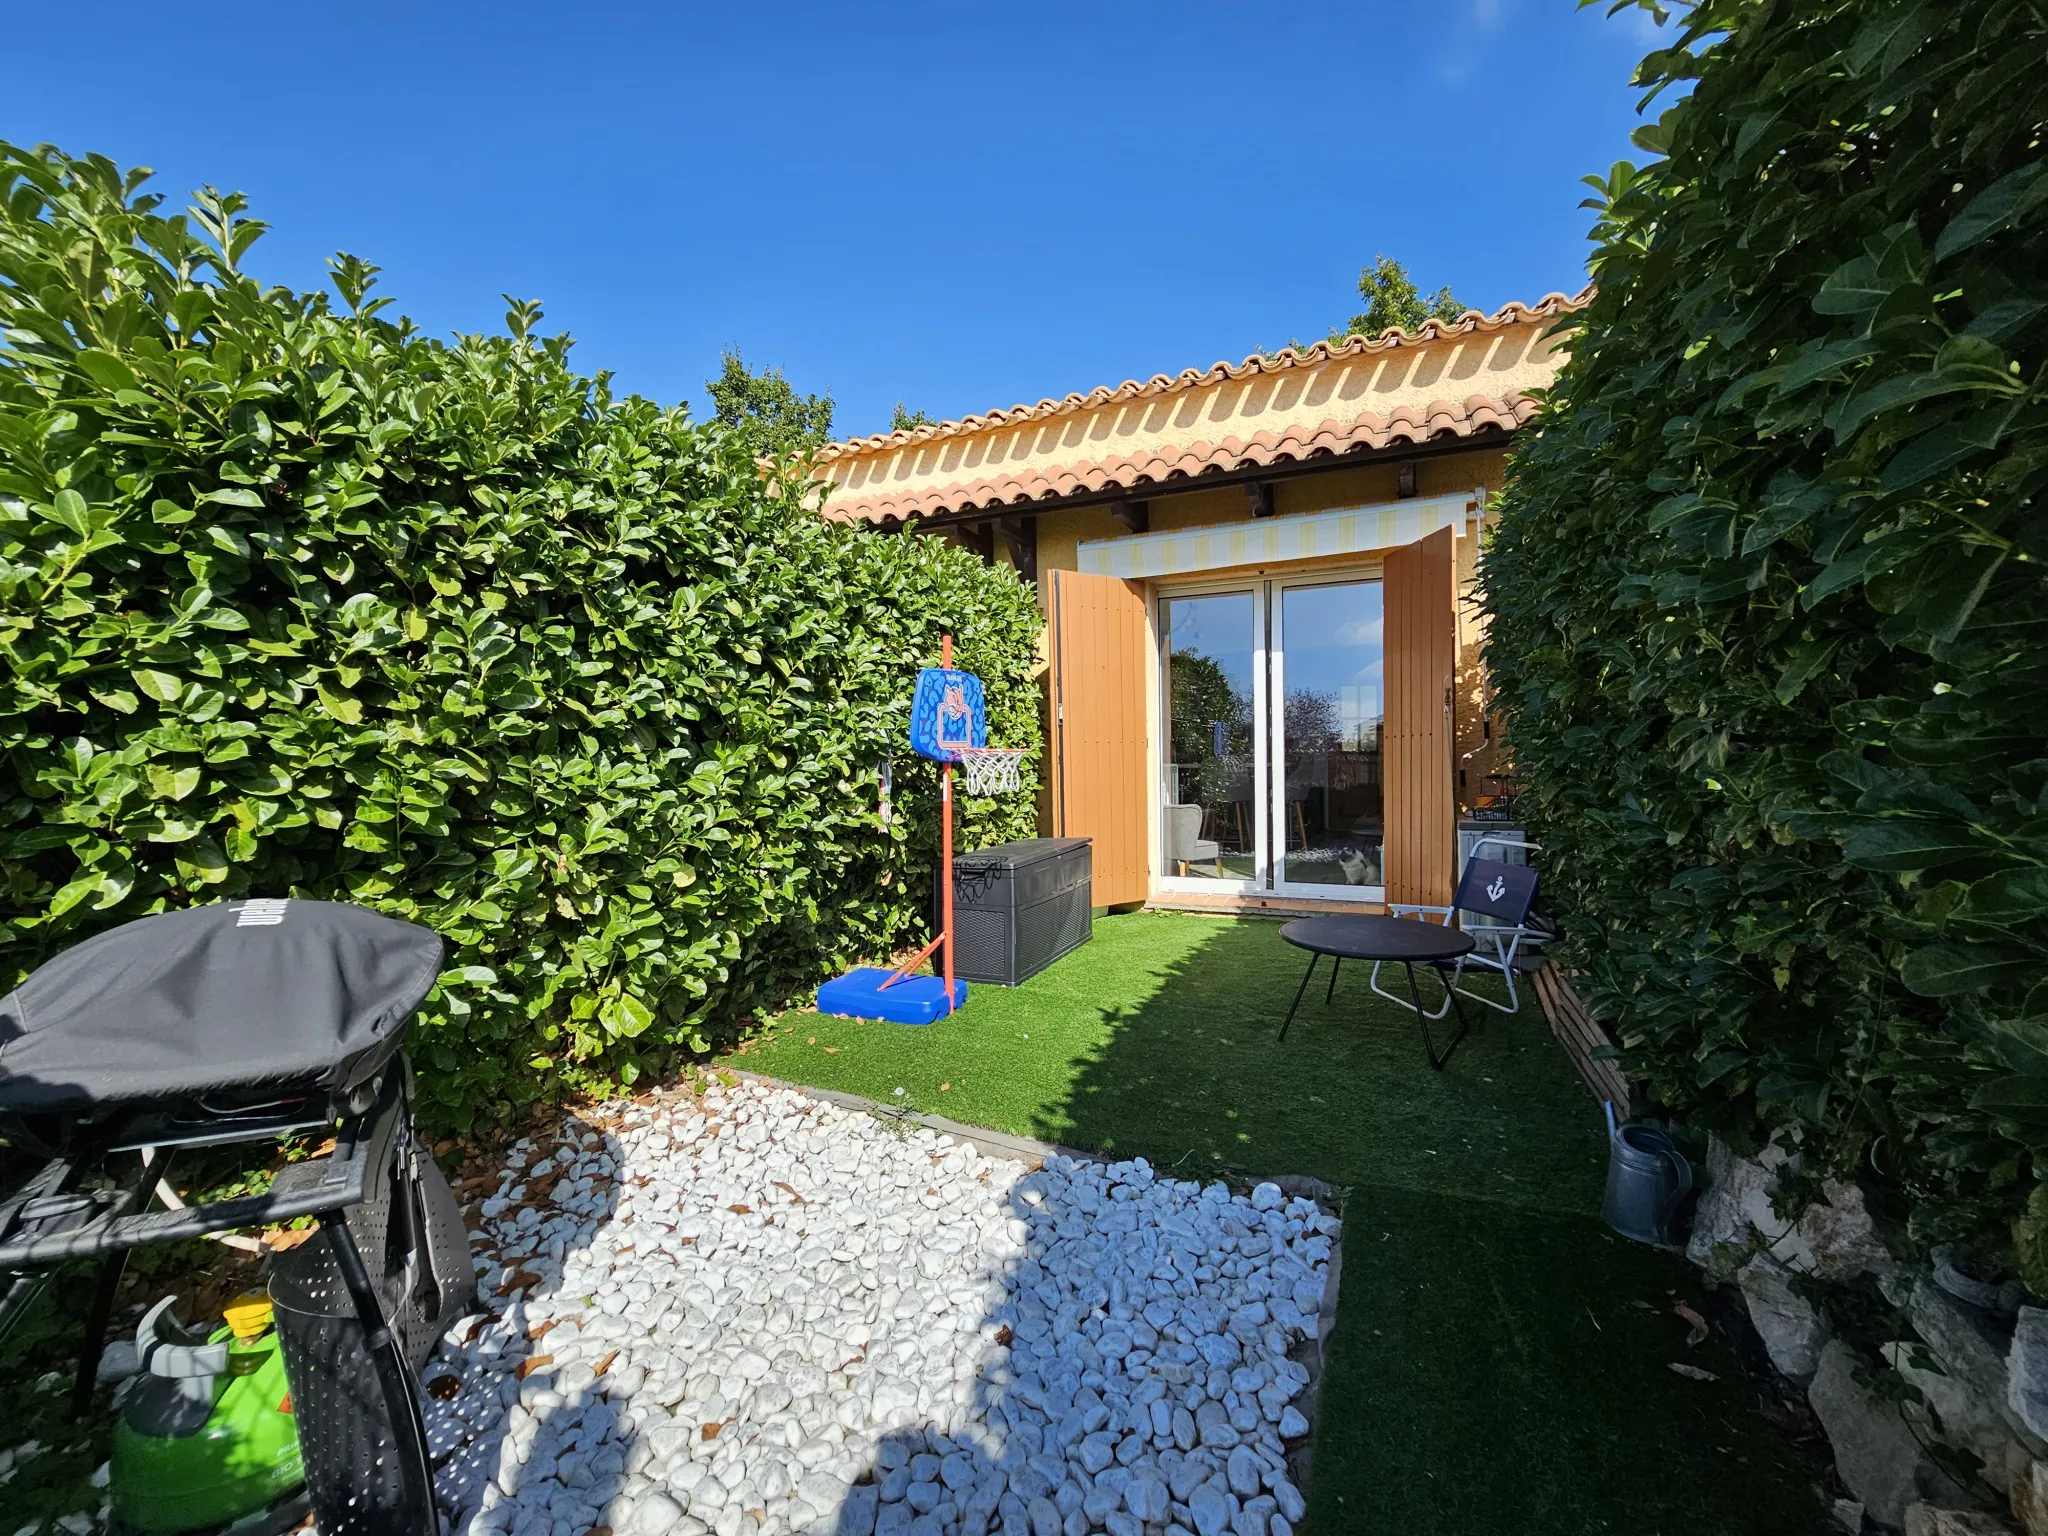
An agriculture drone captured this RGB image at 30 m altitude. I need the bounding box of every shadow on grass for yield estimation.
[1030,913,1831,1536]
[1013,914,1602,1210]
[743,913,1831,1534]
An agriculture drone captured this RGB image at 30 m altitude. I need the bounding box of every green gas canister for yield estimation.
[110,1293,305,1534]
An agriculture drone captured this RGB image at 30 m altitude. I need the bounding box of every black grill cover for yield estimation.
[0,900,444,1113]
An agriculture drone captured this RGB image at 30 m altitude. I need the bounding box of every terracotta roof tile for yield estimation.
[816,288,1587,524]
[820,393,1543,524]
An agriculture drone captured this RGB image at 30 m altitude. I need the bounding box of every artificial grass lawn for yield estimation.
[735,912,1828,1535]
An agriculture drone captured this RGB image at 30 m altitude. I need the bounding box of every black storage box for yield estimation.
[946,837,1093,986]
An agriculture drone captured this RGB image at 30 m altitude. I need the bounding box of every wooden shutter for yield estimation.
[1383,526,1457,907]
[1045,568,1150,908]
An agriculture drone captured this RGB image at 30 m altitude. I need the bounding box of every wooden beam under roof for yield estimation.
[995,515,1038,584]
[1108,498,1149,534]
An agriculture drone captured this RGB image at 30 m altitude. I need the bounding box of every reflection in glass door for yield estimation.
[1272,580,1385,893]
[1159,591,1260,885]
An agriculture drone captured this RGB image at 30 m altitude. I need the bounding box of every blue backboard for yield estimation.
[909,667,986,762]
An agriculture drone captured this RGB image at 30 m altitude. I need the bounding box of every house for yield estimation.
[814,290,1587,915]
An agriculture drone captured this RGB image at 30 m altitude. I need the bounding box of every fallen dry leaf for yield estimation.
[729,1204,751,1215]
[494,1268,542,1297]
[517,1354,554,1379]
[772,1181,807,1204]
[939,1082,951,1093]
[593,1350,618,1377]
[994,1325,1013,1347]
[1675,1301,1709,1346]
[426,1374,462,1400]
[527,1320,558,1343]
[823,1046,840,1054]
[263,1225,317,1253]
[1668,1363,1718,1382]
[807,1037,816,1046]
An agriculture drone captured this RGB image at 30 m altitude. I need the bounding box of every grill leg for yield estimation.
[69,1250,128,1420]
[1278,952,1321,1042]
[318,1209,436,1534]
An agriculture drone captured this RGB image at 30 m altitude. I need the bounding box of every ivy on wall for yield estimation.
[1484,2,2048,1269]
[0,143,1044,1128]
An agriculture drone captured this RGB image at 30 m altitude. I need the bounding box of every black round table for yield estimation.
[1277,915,1476,1068]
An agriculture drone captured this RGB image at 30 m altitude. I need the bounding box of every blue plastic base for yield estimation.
[816,967,967,1025]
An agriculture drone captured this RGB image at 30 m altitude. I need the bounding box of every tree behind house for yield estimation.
[1330,254,1466,343]
[705,348,836,457]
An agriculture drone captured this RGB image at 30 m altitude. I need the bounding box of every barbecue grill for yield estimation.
[0,898,476,1535]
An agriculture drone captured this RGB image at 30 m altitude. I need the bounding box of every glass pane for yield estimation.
[1160,592,1256,882]
[1279,581,1384,889]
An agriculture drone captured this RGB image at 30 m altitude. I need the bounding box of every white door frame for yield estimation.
[1154,579,1267,897]
[1267,568,1388,903]
[1154,564,1386,898]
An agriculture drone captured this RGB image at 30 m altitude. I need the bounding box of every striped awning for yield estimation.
[1075,490,1479,580]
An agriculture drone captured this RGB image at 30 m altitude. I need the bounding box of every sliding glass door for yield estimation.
[1157,573,1383,898]
[1270,578,1385,897]
[1158,588,1264,890]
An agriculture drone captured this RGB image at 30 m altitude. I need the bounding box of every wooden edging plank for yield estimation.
[1531,963,1630,1118]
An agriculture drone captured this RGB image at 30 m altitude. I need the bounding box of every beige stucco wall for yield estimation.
[1035,445,1509,575]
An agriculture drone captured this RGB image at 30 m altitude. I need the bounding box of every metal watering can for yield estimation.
[1602,1101,1693,1245]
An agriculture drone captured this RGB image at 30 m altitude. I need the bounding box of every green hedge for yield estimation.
[0,143,1044,1128]
[1484,1,2048,1269]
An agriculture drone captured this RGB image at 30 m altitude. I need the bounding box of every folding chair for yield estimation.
[1374,849,1544,1016]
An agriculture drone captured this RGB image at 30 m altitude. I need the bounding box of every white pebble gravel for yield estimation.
[424,1080,1336,1536]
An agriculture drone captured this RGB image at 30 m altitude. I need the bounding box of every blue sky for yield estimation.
[6,2,1665,440]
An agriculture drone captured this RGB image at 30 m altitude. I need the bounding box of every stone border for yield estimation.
[724,1067,1345,1502]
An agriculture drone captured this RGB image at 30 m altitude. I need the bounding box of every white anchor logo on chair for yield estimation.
[1486,874,1507,903]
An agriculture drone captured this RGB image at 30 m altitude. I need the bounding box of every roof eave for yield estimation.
[822,414,1525,529]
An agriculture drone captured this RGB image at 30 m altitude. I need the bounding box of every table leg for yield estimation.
[1407,961,1472,1070]
[1325,956,1341,1005]
[1278,952,1321,1041]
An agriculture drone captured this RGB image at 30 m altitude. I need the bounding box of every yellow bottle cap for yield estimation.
[223,1295,273,1340]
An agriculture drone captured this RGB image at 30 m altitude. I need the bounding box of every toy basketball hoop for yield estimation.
[817,635,1027,1026]
[955,745,1026,796]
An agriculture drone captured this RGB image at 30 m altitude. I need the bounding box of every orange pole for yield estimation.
[878,931,942,991]
[940,633,955,1013]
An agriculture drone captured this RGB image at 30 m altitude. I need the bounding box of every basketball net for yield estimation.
[954,746,1026,797]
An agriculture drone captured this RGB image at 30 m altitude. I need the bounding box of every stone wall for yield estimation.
[1688,1137,2048,1534]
